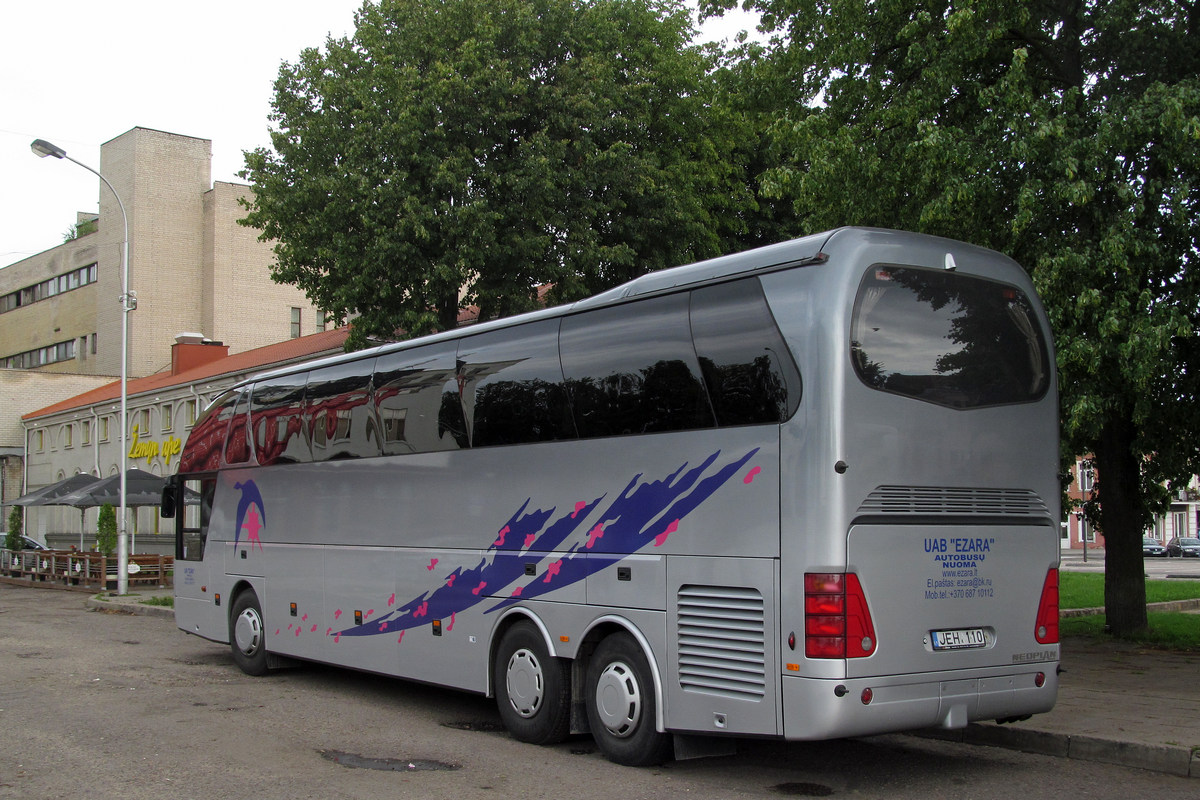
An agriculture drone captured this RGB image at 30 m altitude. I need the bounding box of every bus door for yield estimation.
[172,475,226,639]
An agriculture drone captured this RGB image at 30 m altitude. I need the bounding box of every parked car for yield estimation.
[1143,537,1168,557]
[6,535,47,551]
[1166,536,1200,558]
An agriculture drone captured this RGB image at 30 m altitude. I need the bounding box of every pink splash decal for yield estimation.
[572,501,586,518]
[294,627,301,637]
[287,623,293,631]
[275,629,281,636]
[524,533,536,549]
[494,525,510,547]
[310,624,317,633]
[585,523,605,549]
[379,621,388,632]
[301,613,308,622]
[242,505,266,552]
[655,519,680,547]
[511,585,524,598]
[397,631,405,644]
[744,465,762,485]
[334,609,343,620]
[334,633,341,643]
[446,574,457,588]
[543,560,562,583]
[387,593,396,607]
[472,582,487,596]
[326,627,333,636]
[446,612,456,632]
[427,558,439,571]
[413,602,428,618]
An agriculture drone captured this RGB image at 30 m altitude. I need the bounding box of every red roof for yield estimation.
[23,327,351,421]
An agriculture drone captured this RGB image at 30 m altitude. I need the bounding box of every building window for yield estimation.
[34,429,44,452]
[162,403,174,432]
[1078,460,1094,492]
[63,424,73,449]
[290,307,302,339]
[316,310,327,333]
[134,408,150,435]
[185,398,198,427]
[1,338,77,369]
[82,419,91,445]
[0,263,98,316]
[99,417,110,442]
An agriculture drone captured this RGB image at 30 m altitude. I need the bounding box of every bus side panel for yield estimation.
[175,559,228,644]
[261,544,326,663]
[664,555,780,737]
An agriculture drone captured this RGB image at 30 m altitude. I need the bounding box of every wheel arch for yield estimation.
[486,607,556,699]
[578,615,666,734]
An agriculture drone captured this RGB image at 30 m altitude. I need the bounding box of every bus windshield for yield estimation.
[850,266,1050,409]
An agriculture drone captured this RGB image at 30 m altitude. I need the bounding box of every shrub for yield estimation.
[96,504,117,556]
[5,506,22,551]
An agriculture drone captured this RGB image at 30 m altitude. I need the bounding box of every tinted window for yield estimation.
[307,361,378,460]
[177,476,215,562]
[850,266,1050,408]
[373,342,467,454]
[457,320,574,447]
[223,390,252,465]
[691,278,801,425]
[180,391,238,473]
[250,375,309,465]
[562,293,714,437]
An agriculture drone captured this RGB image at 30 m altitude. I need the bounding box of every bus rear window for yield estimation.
[850,266,1049,409]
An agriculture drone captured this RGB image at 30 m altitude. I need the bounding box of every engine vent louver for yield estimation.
[857,486,1050,519]
[676,585,766,701]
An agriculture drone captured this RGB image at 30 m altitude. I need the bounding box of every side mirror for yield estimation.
[160,483,177,519]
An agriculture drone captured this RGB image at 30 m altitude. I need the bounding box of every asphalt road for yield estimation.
[1,584,1197,800]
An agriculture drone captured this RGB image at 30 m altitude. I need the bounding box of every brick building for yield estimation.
[1,126,328,530]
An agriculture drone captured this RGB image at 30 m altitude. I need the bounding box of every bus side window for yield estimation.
[251,374,310,465]
[691,278,803,425]
[373,342,467,454]
[308,360,378,461]
[224,390,252,466]
[178,477,215,561]
[561,293,714,438]
[180,391,238,473]
[456,321,574,448]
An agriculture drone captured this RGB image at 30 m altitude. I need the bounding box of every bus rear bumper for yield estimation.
[781,665,1059,740]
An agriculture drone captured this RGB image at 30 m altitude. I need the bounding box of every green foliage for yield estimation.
[96,504,117,557]
[5,506,22,550]
[1062,613,1200,652]
[243,0,754,348]
[731,0,1200,635]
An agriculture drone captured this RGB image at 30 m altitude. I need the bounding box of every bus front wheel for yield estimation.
[585,632,672,766]
[493,621,570,745]
[230,591,269,676]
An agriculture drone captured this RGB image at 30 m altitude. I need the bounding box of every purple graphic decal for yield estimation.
[233,480,267,550]
[329,448,760,641]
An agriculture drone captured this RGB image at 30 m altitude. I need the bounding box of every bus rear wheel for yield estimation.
[230,590,269,676]
[494,620,570,745]
[585,632,672,766]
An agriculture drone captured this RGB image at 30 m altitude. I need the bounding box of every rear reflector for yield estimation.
[1035,568,1059,644]
[805,572,877,659]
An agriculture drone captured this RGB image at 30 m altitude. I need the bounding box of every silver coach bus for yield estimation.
[164,227,1060,766]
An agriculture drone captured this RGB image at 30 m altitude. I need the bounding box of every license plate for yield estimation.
[931,628,986,650]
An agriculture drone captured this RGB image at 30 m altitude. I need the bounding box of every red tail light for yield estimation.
[805,573,877,659]
[1035,568,1059,644]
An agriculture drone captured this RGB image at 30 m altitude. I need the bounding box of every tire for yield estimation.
[585,632,672,766]
[493,620,570,745]
[230,590,269,676]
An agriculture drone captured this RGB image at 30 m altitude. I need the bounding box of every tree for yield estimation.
[96,504,117,558]
[5,505,22,551]
[242,0,735,348]
[710,0,1200,634]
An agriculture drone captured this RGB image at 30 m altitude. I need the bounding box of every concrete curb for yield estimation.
[85,594,176,619]
[1061,597,1200,618]
[914,723,1199,778]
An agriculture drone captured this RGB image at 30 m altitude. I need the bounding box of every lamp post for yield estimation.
[31,138,134,594]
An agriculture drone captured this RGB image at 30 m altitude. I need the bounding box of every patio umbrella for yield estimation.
[11,473,98,506]
[57,469,172,554]
[11,473,99,549]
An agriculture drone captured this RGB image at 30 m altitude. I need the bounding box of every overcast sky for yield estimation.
[0,0,760,271]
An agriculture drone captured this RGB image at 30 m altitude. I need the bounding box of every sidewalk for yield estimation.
[85,586,176,618]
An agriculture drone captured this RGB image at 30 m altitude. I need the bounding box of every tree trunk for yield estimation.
[1094,415,1148,635]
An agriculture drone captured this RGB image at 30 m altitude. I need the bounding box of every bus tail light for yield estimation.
[1035,568,1059,644]
[805,573,877,659]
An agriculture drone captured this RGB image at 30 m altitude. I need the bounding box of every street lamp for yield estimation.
[31,138,134,594]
